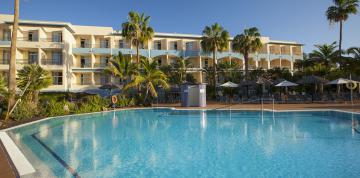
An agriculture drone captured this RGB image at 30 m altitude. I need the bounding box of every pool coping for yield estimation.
[1,107,360,176]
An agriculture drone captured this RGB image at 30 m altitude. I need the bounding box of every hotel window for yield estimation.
[52,32,62,42]
[100,74,109,85]
[186,42,193,50]
[100,39,110,48]
[28,31,38,41]
[154,41,161,50]
[52,72,63,85]
[100,57,109,67]
[119,40,125,48]
[2,51,10,64]
[52,52,62,65]
[3,30,11,41]
[170,42,178,50]
[80,56,90,68]
[80,39,86,48]
[80,74,90,85]
[29,52,38,64]
[204,59,209,68]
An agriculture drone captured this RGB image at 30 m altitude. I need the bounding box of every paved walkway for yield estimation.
[0,140,16,178]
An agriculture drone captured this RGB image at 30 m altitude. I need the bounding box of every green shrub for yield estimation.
[12,101,39,121]
[116,94,136,107]
[43,100,75,117]
[76,95,109,114]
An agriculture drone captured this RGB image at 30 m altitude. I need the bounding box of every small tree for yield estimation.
[17,64,52,105]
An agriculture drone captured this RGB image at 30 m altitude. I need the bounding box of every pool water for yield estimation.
[7,109,360,177]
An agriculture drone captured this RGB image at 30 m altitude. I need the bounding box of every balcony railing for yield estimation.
[41,59,63,65]
[17,37,39,42]
[0,59,9,64]
[76,43,92,48]
[77,80,92,85]
[79,63,92,68]
[16,59,38,65]
[93,63,108,68]
[94,43,110,48]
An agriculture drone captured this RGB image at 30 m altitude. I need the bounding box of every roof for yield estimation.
[0,13,303,45]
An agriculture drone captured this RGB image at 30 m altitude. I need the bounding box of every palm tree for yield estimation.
[125,58,169,103]
[104,52,139,86]
[17,64,52,105]
[5,0,19,121]
[218,60,239,81]
[201,23,230,92]
[326,0,359,56]
[232,27,262,78]
[309,42,338,67]
[347,47,360,60]
[173,58,192,84]
[122,11,154,63]
[0,75,7,95]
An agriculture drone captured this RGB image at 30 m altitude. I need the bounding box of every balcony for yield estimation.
[150,50,183,58]
[16,59,35,65]
[0,59,9,65]
[41,59,63,65]
[0,40,11,46]
[93,63,108,68]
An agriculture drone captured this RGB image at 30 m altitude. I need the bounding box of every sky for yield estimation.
[0,0,359,53]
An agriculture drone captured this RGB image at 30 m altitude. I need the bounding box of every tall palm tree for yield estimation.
[104,52,139,86]
[218,60,239,82]
[122,11,154,63]
[201,23,230,91]
[326,0,359,56]
[309,42,338,67]
[17,64,52,105]
[5,0,19,121]
[232,27,262,78]
[125,58,169,103]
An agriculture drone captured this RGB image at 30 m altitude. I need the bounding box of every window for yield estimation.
[29,52,38,64]
[80,39,86,48]
[170,58,176,65]
[2,51,10,64]
[204,59,208,68]
[100,57,109,67]
[100,39,109,48]
[3,30,11,41]
[100,74,109,85]
[28,31,38,41]
[157,59,162,66]
[52,72,63,85]
[52,32,62,42]
[52,52,62,65]
[186,42,193,50]
[171,42,178,50]
[80,57,90,68]
[154,41,161,50]
[119,40,124,48]
[80,74,90,85]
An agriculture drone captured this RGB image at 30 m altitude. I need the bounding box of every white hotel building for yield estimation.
[0,14,303,92]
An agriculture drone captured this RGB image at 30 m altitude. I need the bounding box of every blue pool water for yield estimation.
[6,109,360,177]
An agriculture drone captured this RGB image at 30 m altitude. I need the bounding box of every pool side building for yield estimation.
[0,14,304,92]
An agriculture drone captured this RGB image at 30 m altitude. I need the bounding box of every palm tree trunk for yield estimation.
[5,0,19,121]
[244,53,249,79]
[339,20,343,57]
[213,49,217,95]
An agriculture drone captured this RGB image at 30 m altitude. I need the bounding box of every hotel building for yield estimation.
[0,14,303,92]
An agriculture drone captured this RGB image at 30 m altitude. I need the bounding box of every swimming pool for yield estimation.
[5,108,360,177]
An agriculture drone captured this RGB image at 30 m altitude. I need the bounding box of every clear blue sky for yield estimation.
[1,0,359,52]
